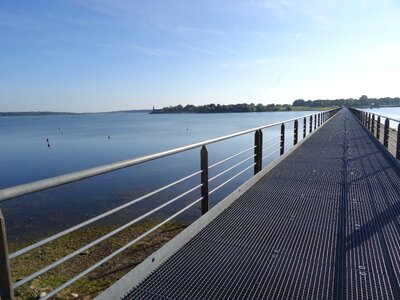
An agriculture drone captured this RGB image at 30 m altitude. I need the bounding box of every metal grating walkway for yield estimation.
[122,108,400,299]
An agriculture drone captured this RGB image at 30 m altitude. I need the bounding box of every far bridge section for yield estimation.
[102,108,400,300]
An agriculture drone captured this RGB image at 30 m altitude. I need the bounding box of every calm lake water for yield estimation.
[0,110,323,242]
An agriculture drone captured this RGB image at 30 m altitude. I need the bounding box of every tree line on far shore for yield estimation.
[153,103,293,114]
[292,95,400,108]
[152,95,400,114]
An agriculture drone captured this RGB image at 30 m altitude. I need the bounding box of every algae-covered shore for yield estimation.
[10,220,186,299]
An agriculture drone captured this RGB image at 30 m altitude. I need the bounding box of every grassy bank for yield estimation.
[10,220,186,299]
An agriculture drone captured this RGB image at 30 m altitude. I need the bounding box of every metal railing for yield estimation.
[0,108,340,300]
[349,108,400,159]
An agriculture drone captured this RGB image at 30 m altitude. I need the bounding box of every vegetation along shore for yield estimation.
[151,95,400,114]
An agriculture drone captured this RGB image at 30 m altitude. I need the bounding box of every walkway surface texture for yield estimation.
[123,108,400,299]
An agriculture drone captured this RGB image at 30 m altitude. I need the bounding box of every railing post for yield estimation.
[259,130,263,170]
[200,146,209,215]
[371,114,375,134]
[280,124,285,155]
[384,119,389,149]
[397,123,400,160]
[254,130,262,174]
[309,115,313,133]
[303,117,306,138]
[377,116,381,140]
[368,113,371,130]
[294,120,298,145]
[0,210,13,300]
[318,114,321,127]
[314,114,317,130]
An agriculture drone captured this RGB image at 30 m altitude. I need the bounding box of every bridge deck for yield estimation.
[122,108,400,299]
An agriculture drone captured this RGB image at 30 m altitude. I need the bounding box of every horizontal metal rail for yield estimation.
[285,134,294,141]
[262,135,280,145]
[13,183,202,288]
[41,196,204,300]
[209,155,255,183]
[360,110,400,122]
[209,163,256,195]
[10,170,202,259]
[0,113,326,203]
[209,146,255,169]
[263,143,280,153]
[349,107,399,160]
[262,148,280,160]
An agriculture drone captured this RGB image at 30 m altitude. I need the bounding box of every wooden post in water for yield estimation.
[0,210,13,300]
[200,146,209,215]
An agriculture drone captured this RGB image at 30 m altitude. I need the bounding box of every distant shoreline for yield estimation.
[2,104,399,117]
[150,106,336,114]
[0,110,151,117]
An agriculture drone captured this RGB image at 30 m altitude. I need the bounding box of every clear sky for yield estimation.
[1,0,400,112]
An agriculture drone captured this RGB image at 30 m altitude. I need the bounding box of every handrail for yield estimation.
[209,145,255,169]
[9,169,202,259]
[0,111,335,203]
[41,195,204,300]
[13,182,203,288]
[0,107,341,299]
[209,154,255,183]
[358,109,400,123]
[209,163,255,195]
[349,107,400,160]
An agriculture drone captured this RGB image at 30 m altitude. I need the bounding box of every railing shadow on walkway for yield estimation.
[345,126,400,253]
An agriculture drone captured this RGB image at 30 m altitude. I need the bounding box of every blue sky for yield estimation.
[1,0,400,112]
